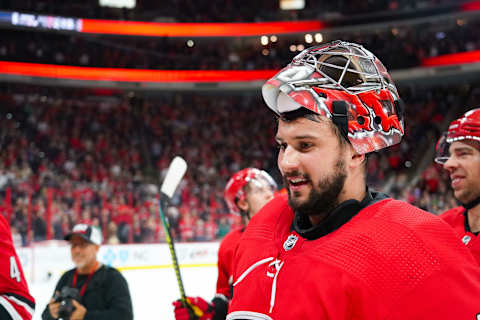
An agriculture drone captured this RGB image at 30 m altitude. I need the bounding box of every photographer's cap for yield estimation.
[65,224,103,245]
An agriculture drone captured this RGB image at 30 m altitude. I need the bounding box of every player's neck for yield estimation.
[468,205,480,233]
[308,184,366,226]
[338,178,366,205]
[77,260,99,275]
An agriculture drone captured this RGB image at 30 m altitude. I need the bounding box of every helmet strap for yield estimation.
[240,210,251,225]
[331,101,349,142]
[462,197,480,210]
[394,99,404,121]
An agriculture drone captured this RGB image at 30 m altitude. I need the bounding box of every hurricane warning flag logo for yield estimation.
[283,234,298,251]
[462,235,472,245]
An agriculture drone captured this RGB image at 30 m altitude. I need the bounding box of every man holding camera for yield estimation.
[42,224,133,320]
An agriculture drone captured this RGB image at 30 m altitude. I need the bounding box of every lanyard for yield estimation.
[72,262,99,297]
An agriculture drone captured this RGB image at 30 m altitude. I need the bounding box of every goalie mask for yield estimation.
[262,40,404,155]
[224,168,277,216]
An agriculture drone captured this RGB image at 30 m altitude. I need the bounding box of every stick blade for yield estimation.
[161,156,187,198]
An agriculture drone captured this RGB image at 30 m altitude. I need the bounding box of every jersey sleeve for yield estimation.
[216,239,234,299]
[216,229,242,300]
[0,215,35,320]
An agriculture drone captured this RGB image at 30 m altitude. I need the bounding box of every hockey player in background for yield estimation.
[173,168,277,320]
[0,214,35,320]
[435,108,480,264]
[227,41,480,319]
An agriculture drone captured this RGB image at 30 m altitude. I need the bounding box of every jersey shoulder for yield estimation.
[439,206,465,226]
[0,214,13,243]
[244,194,292,241]
[308,200,478,307]
[219,228,243,253]
[365,199,453,233]
[347,199,477,272]
[365,199,462,247]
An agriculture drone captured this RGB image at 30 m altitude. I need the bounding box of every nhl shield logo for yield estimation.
[462,235,472,245]
[283,234,298,251]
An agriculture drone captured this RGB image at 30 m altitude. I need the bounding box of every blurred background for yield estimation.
[1,0,480,248]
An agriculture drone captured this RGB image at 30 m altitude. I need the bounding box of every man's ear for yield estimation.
[347,144,365,170]
[237,199,249,212]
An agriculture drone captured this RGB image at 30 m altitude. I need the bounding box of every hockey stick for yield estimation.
[158,156,202,319]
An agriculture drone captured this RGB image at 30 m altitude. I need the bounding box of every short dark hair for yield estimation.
[277,107,348,147]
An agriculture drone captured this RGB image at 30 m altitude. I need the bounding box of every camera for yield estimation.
[54,287,80,320]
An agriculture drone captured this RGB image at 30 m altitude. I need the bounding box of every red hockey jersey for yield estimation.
[0,215,35,320]
[228,194,480,320]
[441,206,480,265]
[216,227,243,300]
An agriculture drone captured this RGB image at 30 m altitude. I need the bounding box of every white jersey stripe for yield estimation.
[226,311,273,320]
[0,296,23,320]
[233,257,274,287]
[213,293,228,303]
[5,295,34,317]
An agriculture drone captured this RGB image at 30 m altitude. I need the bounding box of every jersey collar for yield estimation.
[292,187,389,240]
[464,210,479,236]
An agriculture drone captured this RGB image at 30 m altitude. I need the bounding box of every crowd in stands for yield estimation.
[2,0,461,22]
[0,85,276,246]
[392,163,460,215]
[2,14,479,72]
[1,82,478,246]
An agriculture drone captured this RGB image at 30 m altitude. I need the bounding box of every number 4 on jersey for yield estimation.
[10,256,21,282]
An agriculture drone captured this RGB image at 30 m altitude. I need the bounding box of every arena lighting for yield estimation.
[186,40,194,47]
[81,19,325,37]
[261,36,269,46]
[280,0,305,10]
[305,33,313,43]
[99,0,136,9]
[422,50,480,67]
[462,1,480,11]
[297,44,305,51]
[262,49,270,56]
[270,35,278,42]
[289,45,297,52]
[314,33,323,43]
[0,61,278,82]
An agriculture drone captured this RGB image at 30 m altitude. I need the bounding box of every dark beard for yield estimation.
[285,158,347,222]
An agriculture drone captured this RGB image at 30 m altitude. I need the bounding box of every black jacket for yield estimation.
[42,265,133,320]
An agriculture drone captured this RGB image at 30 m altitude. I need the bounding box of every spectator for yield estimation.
[106,221,120,245]
[42,224,133,320]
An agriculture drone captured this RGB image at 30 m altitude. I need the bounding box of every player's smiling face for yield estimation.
[444,141,480,204]
[276,116,348,218]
